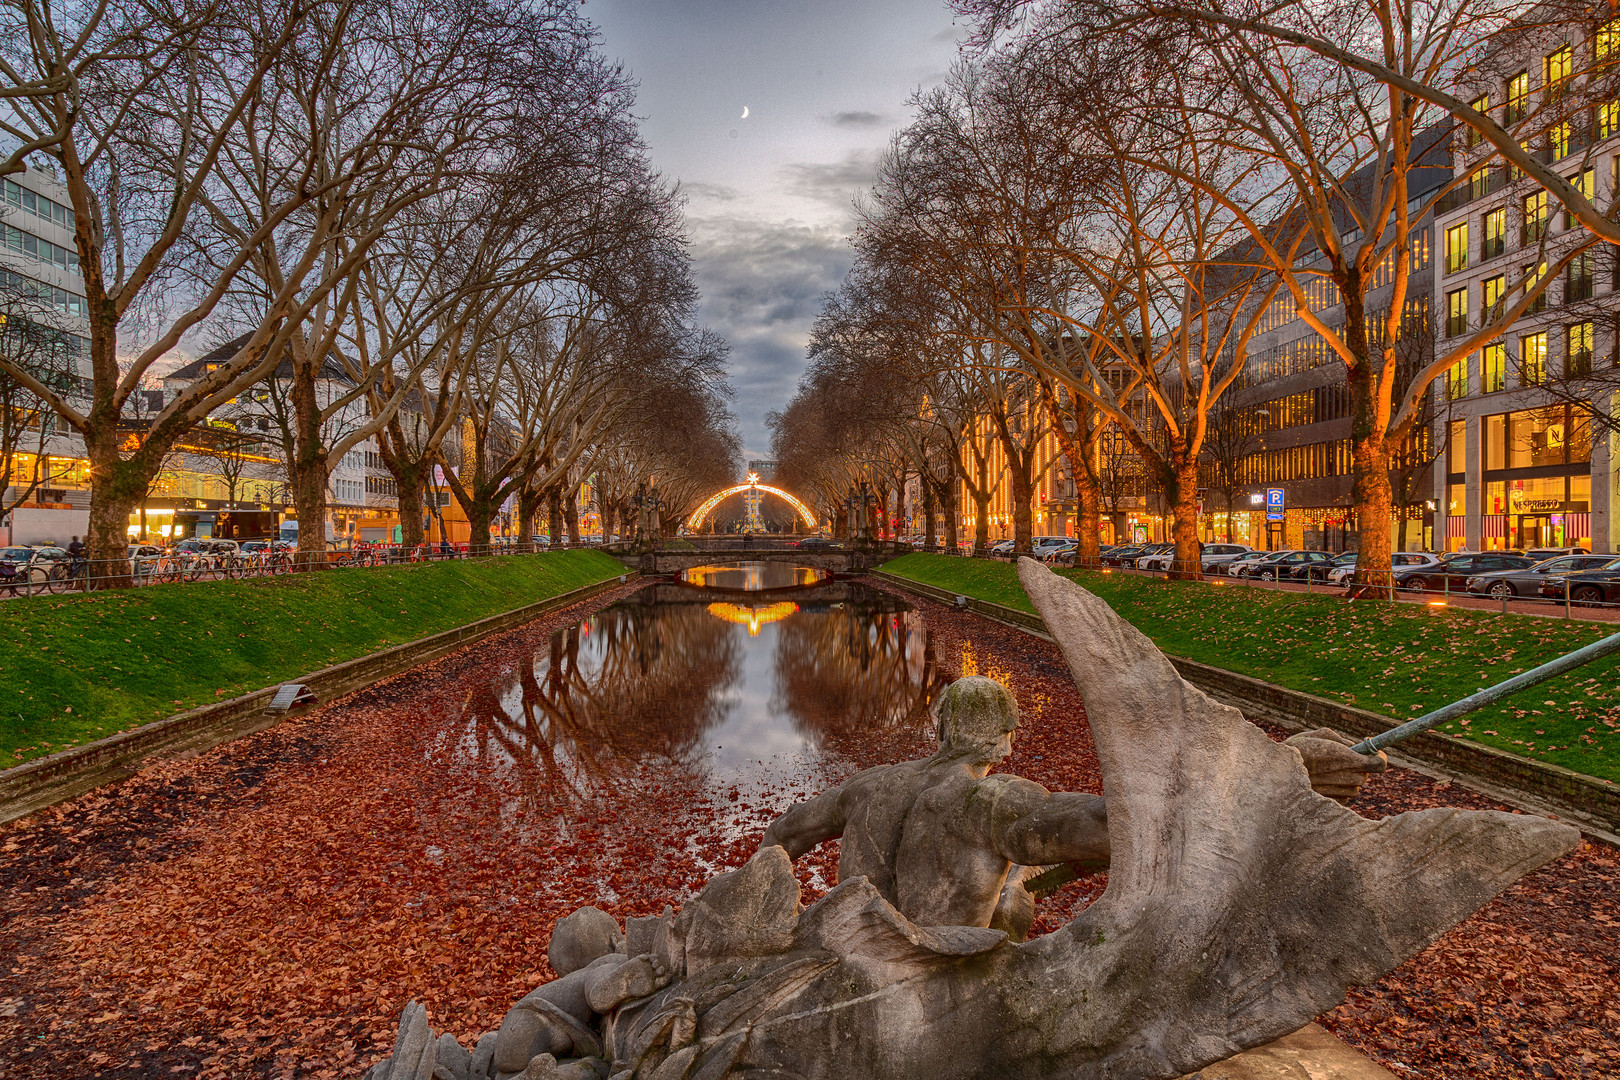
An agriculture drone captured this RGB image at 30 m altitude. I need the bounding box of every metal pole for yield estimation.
[1351,627,1620,755]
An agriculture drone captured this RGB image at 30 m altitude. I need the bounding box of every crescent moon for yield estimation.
[741,105,749,119]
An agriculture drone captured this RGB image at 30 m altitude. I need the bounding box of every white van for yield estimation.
[278,518,339,545]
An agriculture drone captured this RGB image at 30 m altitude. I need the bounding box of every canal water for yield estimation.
[443,562,948,816]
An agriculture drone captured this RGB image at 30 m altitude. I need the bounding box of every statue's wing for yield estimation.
[1014,559,1578,1077]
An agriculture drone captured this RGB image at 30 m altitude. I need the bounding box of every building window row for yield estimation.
[0,267,86,316]
[2,222,76,272]
[366,475,398,497]
[2,179,73,232]
[1447,322,1599,399]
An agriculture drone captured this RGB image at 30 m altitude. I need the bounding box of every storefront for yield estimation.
[1477,406,1593,552]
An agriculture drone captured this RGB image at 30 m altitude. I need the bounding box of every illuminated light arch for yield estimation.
[686,474,818,530]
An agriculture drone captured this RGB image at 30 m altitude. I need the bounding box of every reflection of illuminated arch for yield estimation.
[706,601,798,636]
[687,475,818,530]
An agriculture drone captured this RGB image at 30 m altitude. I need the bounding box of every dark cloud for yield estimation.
[681,181,742,203]
[687,217,852,456]
[780,151,881,216]
[826,110,884,128]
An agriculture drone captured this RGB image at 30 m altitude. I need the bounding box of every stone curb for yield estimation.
[0,571,636,825]
[871,570,1620,841]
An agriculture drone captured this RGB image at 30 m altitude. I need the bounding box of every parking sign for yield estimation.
[1266,488,1285,522]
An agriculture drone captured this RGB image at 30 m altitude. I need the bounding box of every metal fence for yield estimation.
[891,543,1620,623]
[0,541,575,599]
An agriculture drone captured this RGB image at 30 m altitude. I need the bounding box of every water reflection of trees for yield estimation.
[770,604,948,743]
[453,604,741,811]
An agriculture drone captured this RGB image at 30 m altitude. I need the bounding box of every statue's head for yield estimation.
[933,676,1019,766]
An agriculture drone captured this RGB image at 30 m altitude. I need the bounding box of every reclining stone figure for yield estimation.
[358,559,1578,1080]
[758,674,1387,939]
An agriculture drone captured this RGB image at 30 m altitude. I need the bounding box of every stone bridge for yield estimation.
[617,578,909,611]
[613,547,868,575]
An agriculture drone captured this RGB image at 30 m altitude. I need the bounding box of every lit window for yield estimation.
[1522,191,1549,244]
[1446,356,1469,400]
[1483,207,1506,258]
[1599,18,1620,62]
[1506,71,1529,124]
[1520,331,1548,384]
[1467,94,1490,147]
[1544,45,1573,93]
[1446,286,1469,337]
[1567,321,1594,375]
[1444,221,1469,273]
[1523,261,1549,313]
[1563,168,1595,229]
[1483,274,1507,321]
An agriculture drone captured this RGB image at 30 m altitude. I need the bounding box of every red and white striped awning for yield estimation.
[1447,515,1467,539]
[1482,515,1508,538]
[1566,513,1591,541]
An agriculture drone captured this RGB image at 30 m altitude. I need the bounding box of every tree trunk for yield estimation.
[397,470,426,548]
[1008,464,1034,554]
[833,505,848,539]
[1169,456,1202,581]
[922,482,936,549]
[466,498,492,557]
[1076,472,1101,568]
[547,486,564,548]
[565,487,581,545]
[288,358,329,572]
[518,486,540,553]
[83,419,144,587]
[289,462,329,572]
[973,490,991,554]
[936,479,958,552]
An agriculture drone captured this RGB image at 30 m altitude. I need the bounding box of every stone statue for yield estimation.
[358,559,1578,1080]
[758,674,1387,939]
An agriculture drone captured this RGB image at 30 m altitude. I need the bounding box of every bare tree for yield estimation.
[0,287,77,522]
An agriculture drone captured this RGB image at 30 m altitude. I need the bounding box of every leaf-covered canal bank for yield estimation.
[882,553,1620,784]
[0,550,627,769]
[0,575,1611,1080]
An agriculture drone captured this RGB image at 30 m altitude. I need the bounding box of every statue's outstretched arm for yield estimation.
[996,790,1110,871]
[760,787,848,859]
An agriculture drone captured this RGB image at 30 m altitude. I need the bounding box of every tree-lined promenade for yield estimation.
[0,0,738,583]
[775,0,1620,582]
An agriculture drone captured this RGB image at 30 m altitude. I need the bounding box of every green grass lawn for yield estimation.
[882,553,1620,784]
[0,549,626,769]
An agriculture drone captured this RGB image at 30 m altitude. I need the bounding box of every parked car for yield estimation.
[1536,562,1620,605]
[1198,543,1254,573]
[795,535,842,551]
[1030,536,1072,558]
[988,538,1016,557]
[1042,542,1078,564]
[1131,543,1175,570]
[1271,550,1342,581]
[1466,554,1619,599]
[1328,551,1441,585]
[1395,552,1537,592]
[1225,550,1286,577]
[1100,545,1148,567]
[1525,547,1590,561]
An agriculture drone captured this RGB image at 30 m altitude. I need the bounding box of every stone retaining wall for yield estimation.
[872,570,1620,839]
[0,573,634,825]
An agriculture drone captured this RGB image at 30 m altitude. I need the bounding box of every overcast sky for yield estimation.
[586,0,967,461]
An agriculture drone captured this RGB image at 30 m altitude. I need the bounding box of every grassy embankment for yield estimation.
[882,552,1620,783]
[0,549,626,769]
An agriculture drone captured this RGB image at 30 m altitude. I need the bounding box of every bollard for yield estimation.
[1566,577,1572,620]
